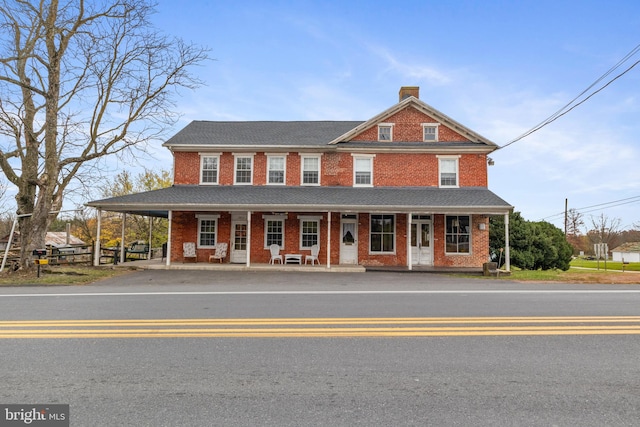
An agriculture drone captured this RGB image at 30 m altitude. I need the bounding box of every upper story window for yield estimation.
[438,156,459,187]
[200,154,219,185]
[301,155,320,185]
[422,123,439,142]
[378,124,393,142]
[267,155,286,185]
[353,155,374,187]
[234,154,254,185]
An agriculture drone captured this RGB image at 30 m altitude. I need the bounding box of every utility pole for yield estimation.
[564,198,568,237]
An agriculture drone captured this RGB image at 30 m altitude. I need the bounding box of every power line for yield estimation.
[540,195,640,221]
[498,43,640,150]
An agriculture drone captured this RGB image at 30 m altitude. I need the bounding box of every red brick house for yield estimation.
[88,87,513,270]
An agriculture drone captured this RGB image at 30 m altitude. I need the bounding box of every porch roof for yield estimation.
[87,185,513,217]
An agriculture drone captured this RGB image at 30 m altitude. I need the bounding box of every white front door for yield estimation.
[230,221,247,263]
[411,221,432,266]
[340,217,358,264]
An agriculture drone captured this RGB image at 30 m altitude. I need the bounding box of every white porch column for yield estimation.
[148,217,153,259]
[166,211,172,266]
[246,211,252,267]
[93,209,102,266]
[327,211,331,269]
[407,213,413,270]
[504,213,511,272]
[120,213,126,264]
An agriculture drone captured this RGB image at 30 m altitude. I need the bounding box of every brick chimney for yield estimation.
[399,86,419,101]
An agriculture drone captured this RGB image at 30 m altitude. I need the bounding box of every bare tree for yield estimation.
[566,208,584,236]
[0,1,208,268]
[587,213,622,262]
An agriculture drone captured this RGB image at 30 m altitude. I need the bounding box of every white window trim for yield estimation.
[352,154,375,187]
[199,153,220,185]
[196,214,220,249]
[369,213,396,254]
[422,123,440,142]
[378,123,394,142]
[233,153,255,185]
[298,215,322,250]
[266,153,287,185]
[263,214,286,249]
[300,154,322,186]
[437,155,460,188]
[444,214,472,255]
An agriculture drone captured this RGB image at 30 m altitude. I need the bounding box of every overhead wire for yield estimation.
[498,42,640,150]
[540,195,640,222]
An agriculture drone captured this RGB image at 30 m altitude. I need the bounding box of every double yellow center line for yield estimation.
[1,316,640,338]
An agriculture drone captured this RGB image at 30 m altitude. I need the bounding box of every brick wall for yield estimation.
[174,151,487,187]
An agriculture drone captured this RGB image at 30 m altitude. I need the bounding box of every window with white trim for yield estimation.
[299,217,320,249]
[267,155,286,184]
[423,124,439,142]
[445,215,470,254]
[301,155,320,185]
[438,157,459,187]
[264,216,284,248]
[378,124,392,141]
[234,155,253,184]
[197,215,219,248]
[370,214,395,253]
[353,156,373,186]
[200,155,219,184]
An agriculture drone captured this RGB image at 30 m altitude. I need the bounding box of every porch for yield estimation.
[111,257,366,272]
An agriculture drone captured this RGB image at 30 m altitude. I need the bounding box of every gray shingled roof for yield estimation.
[87,185,513,217]
[163,121,364,147]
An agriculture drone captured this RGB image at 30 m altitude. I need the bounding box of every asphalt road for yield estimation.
[1,270,639,426]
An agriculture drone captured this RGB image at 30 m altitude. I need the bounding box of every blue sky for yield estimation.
[128,1,639,230]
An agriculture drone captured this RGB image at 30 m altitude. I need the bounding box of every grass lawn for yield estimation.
[0,265,132,286]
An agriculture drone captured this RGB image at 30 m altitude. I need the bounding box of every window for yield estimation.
[264,217,284,248]
[370,214,395,253]
[200,155,219,184]
[445,215,470,254]
[267,155,286,184]
[301,156,320,185]
[438,157,458,187]
[353,156,373,186]
[196,215,219,248]
[423,124,438,142]
[378,124,392,141]
[299,218,320,249]
[234,155,253,184]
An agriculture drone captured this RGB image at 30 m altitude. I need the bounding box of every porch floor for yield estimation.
[110,257,366,272]
[109,258,486,274]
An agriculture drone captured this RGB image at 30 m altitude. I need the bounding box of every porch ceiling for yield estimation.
[86,185,513,217]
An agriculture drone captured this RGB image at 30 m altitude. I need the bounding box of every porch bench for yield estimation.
[126,243,150,260]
